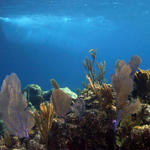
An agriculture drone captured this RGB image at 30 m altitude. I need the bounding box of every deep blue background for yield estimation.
[0,0,150,91]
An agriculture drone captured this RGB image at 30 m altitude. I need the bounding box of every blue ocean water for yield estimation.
[0,0,150,91]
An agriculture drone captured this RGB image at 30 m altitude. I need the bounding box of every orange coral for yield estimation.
[86,74,114,110]
[86,74,102,101]
[30,102,53,144]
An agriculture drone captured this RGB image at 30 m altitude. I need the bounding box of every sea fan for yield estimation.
[0,73,34,138]
[51,89,71,117]
[111,56,141,131]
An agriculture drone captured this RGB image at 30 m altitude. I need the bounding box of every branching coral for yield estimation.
[86,74,115,118]
[128,55,141,79]
[100,84,114,109]
[83,49,106,85]
[111,60,133,111]
[96,61,106,85]
[86,74,102,101]
[85,54,142,134]
[111,56,141,130]
[84,49,106,104]
[30,102,53,144]
[83,49,97,83]
[86,74,113,99]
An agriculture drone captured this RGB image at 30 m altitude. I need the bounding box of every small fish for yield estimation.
[88,48,96,53]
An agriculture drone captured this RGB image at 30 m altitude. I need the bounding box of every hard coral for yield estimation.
[23,84,43,109]
[115,103,150,149]
[133,68,150,103]
[48,109,115,150]
[122,125,150,150]
[85,75,115,113]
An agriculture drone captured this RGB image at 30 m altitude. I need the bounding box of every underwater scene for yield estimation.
[0,0,150,149]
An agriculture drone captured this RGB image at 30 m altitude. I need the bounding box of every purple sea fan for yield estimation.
[0,73,35,138]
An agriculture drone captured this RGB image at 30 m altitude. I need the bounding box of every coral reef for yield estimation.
[0,53,150,150]
[83,49,106,85]
[116,103,150,149]
[133,68,150,103]
[23,84,44,108]
[23,84,52,109]
[60,87,77,99]
[48,108,114,150]
[130,125,150,149]
[50,78,77,99]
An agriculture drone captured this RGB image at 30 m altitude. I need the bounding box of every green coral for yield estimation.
[60,87,77,99]
[23,84,43,109]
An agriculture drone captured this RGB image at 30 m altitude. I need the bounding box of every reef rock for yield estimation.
[60,87,77,99]
[22,84,43,108]
[48,85,116,150]
[133,68,150,104]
